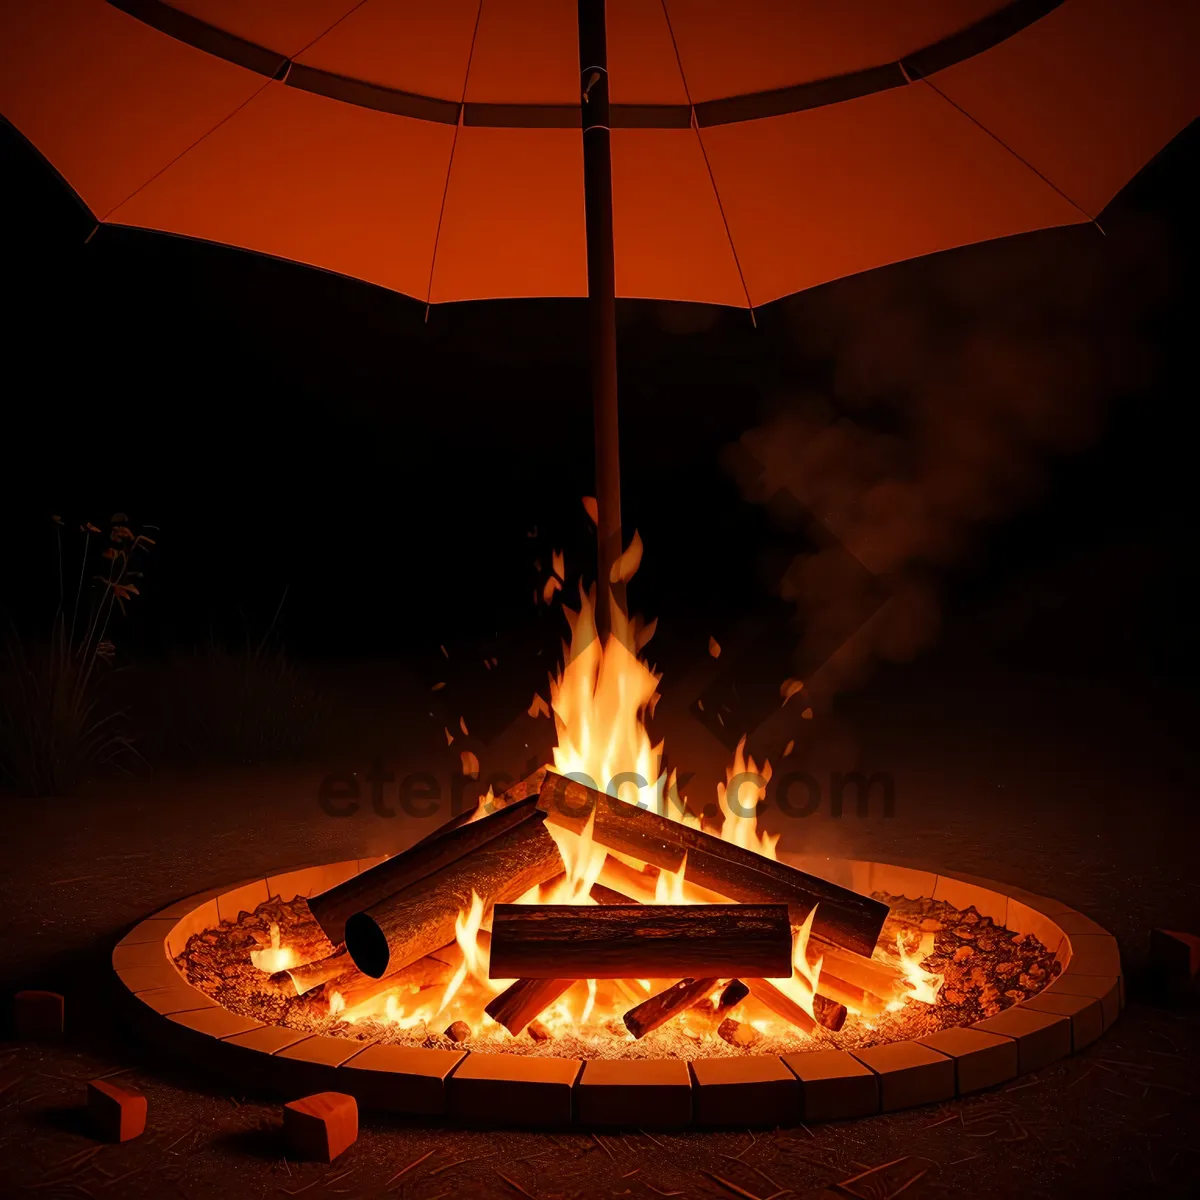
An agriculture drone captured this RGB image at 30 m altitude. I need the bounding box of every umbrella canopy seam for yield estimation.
[104,0,1066,131]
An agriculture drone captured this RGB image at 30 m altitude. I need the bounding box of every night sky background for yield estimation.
[1,114,1195,691]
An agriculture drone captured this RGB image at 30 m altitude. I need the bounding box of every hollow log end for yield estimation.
[344,912,390,979]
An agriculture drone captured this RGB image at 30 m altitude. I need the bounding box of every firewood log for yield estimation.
[484,977,574,1036]
[489,903,792,980]
[343,814,563,978]
[538,772,889,955]
[716,978,750,1013]
[309,797,542,944]
[280,950,353,996]
[588,882,639,906]
[745,978,818,1037]
[597,854,660,902]
[816,970,886,1016]
[812,940,905,999]
[624,977,720,1039]
[812,994,848,1032]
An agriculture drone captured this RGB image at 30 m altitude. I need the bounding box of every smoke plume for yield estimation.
[726,217,1171,698]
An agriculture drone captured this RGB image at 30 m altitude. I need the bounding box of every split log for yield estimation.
[538,772,889,956]
[344,813,563,978]
[812,994,848,1032]
[690,978,749,1031]
[540,773,686,871]
[717,1018,762,1049]
[485,977,574,1035]
[597,854,659,903]
[813,940,905,999]
[716,978,750,1013]
[595,854,731,907]
[309,796,542,944]
[624,977,719,1039]
[278,950,354,996]
[589,881,639,906]
[746,978,818,1037]
[817,971,886,1017]
[489,903,792,980]
[329,952,458,1012]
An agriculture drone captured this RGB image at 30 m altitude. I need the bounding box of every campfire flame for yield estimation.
[890,932,946,1008]
[250,923,296,974]
[548,583,665,817]
[312,544,946,1048]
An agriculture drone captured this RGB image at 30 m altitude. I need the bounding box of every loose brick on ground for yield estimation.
[88,1079,147,1142]
[1150,928,1200,999]
[283,1092,358,1162]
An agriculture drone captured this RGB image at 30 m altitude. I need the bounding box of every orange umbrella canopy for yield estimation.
[2,0,1196,308]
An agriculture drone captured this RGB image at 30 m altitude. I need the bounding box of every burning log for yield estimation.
[483,883,637,1033]
[623,977,720,1039]
[597,854,659,903]
[690,978,750,1032]
[485,977,574,1036]
[815,941,906,1000]
[816,970,886,1017]
[328,950,462,1013]
[539,774,686,871]
[588,882,639,906]
[344,813,563,978]
[717,1017,762,1049]
[812,994,848,1032]
[717,978,750,1013]
[745,978,818,1037]
[489,903,793,980]
[309,797,542,944]
[538,772,889,956]
[274,950,353,996]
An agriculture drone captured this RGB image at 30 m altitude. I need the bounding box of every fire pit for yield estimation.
[112,590,1122,1125]
[114,836,1121,1126]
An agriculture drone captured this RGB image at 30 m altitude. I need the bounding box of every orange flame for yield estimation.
[889,932,945,1008]
[249,923,296,973]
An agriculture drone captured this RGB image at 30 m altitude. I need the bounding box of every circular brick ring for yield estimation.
[112,855,1122,1127]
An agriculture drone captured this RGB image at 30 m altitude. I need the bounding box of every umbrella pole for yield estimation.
[578,0,625,641]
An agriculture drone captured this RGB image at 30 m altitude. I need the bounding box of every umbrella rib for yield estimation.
[100,77,274,223]
[912,72,1104,235]
[100,1,374,225]
[658,0,757,321]
[425,0,486,320]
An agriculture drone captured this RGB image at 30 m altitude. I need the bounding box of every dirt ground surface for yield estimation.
[3,658,1198,1199]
